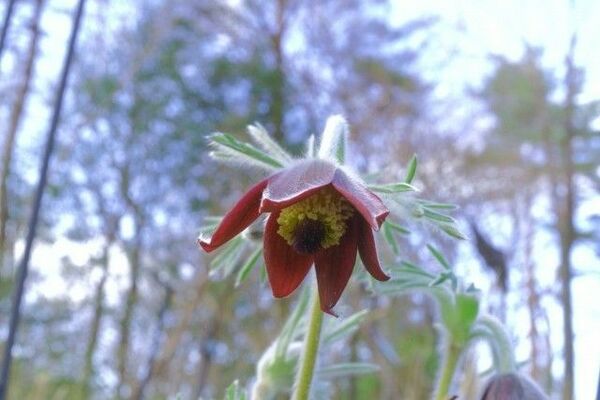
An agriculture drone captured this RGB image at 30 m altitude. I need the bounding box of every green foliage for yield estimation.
[224,380,247,400]
[319,363,379,379]
[392,323,439,398]
[440,293,479,345]
[369,182,418,193]
[10,0,578,398]
[323,310,369,345]
[235,247,263,287]
[382,219,410,255]
[404,154,418,184]
[209,131,288,170]
[427,244,451,270]
[354,374,381,399]
[247,124,293,164]
[355,58,419,91]
[483,48,553,143]
[275,287,310,360]
[369,155,466,242]
[7,358,85,400]
[209,235,246,278]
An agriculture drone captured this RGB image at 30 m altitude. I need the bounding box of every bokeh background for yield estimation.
[0,0,598,399]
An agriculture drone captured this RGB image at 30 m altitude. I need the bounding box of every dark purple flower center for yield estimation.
[292,218,326,254]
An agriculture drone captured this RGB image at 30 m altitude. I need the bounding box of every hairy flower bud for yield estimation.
[251,341,301,400]
[480,373,549,400]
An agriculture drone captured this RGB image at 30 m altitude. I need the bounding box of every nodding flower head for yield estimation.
[199,158,390,315]
[480,373,549,400]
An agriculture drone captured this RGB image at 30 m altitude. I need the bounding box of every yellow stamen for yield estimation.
[277,187,354,250]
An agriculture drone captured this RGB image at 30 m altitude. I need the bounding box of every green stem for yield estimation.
[292,284,323,400]
[433,339,462,400]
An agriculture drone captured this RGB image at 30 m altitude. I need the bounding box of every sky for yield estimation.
[387,1,600,399]
[392,0,600,400]
[2,0,599,398]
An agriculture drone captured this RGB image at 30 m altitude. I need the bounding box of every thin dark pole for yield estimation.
[0,0,18,62]
[0,0,86,398]
[596,367,600,400]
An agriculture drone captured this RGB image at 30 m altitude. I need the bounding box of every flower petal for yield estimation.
[332,168,389,230]
[314,216,359,315]
[264,210,314,298]
[198,178,268,252]
[260,159,337,212]
[357,217,390,281]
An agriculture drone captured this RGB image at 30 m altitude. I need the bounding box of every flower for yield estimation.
[199,158,390,315]
[480,373,548,400]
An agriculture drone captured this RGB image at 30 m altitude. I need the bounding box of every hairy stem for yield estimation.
[293,285,323,400]
[434,340,462,400]
[477,315,516,373]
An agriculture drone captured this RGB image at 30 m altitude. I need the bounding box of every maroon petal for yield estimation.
[314,216,359,315]
[198,178,269,252]
[260,159,337,212]
[357,217,390,281]
[332,168,389,230]
[264,210,314,298]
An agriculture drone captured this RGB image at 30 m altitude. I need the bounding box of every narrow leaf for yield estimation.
[416,200,458,210]
[383,222,399,254]
[369,182,419,194]
[210,236,245,277]
[198,216,222,235]
[247,123,293,163]
[439,223,467,240]
[386,220,410,234]
[235,247,263,287]
[427,244,451,270]
[276,287,310,359]
[404,154,417,183]
[209,132,284,169]
[429,272,451,287]
[319,363,379,379]
[324,309,369,344]
[394,262,435,279]
[423,209,456,224]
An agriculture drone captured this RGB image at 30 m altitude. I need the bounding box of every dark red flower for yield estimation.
[199,159,390,315]
[480,373,548,400]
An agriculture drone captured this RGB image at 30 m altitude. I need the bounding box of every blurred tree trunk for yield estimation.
[131,283,173,400]
[520,190,542,383]
[0,0,45,266]
[116,164,145,399]
[132,269,209,394]
[558,37,577,400]
[192,318,221,399]
[269,0,287,143]
[81,230,116,398]
[116,226,143,399]
[542,311,554,393]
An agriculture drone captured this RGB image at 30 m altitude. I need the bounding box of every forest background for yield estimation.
[0,0,599,399]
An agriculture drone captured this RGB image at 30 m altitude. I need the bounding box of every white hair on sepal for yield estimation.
[318,114,348,164]
[305,134,316,158]
[247,123,293,165]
